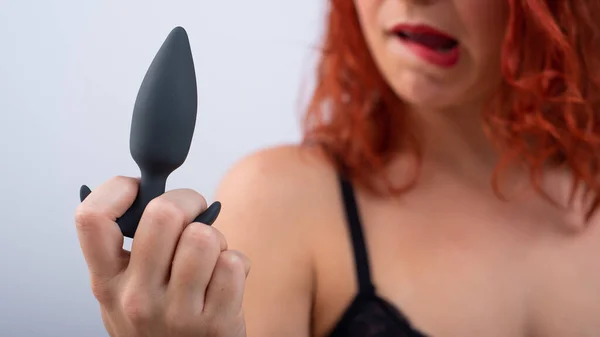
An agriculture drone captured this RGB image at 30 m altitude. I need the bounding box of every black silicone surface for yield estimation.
[80,26,220,238]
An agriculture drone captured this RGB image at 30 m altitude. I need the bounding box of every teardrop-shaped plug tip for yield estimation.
[170,26,189,41]
[129,25,198,175]
[163,26,192,56]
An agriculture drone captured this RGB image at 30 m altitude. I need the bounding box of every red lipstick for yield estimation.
[390,24,460,68]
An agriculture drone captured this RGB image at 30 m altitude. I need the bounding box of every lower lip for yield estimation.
[397,38,460,68]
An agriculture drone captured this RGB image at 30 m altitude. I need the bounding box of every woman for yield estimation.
[74,0,600,336]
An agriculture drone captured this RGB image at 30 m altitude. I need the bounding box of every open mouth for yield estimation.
[390,24,460,68]
[396,30,458,53]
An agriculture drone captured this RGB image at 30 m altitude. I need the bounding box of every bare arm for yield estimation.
[212,146,319,337]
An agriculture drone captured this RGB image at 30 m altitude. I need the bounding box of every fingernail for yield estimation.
[194,201,222,226]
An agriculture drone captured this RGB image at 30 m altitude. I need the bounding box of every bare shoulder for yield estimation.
[212,143,340,337]
[216,143,336,209]
[213,143,339,236]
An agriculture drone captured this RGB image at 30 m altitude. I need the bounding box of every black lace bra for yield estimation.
[327,176,430,337]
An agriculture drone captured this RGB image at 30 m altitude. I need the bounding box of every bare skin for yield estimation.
[76,142,600,337]
[217,144,600,337]
[75,0,600,336]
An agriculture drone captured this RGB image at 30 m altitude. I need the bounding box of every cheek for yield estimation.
[459,0,509,61]
[353,0,381,36]
[353,0,382,16]
[353,0,389,69]
[455,0,509,98]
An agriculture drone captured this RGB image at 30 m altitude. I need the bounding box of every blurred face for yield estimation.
[354,0,509,110]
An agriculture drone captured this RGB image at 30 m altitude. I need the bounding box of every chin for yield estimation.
[388,71,466,109]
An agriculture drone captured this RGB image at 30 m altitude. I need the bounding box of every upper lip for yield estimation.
[389,23,457,42]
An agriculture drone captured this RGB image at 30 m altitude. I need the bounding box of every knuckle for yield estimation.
[145,198,185,225]
[105,175,139,197]
[183,188,207,208]
[89,278,114,304]
[109,175,137,186]
[117,175,140,195]
[183,223,218,248]
[74,205,103,232]
[217,251,246,274]
[120,290,156,325]
[107,175,126,184]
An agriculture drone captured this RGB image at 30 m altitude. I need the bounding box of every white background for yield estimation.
[0,1,324,335]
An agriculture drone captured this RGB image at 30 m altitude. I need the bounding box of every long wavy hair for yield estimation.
[301,0,600,217]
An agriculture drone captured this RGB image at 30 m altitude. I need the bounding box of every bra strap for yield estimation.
[338,175,375,293]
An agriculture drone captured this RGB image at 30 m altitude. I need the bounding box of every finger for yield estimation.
[127,188,207,288]
[204,250,251,316]
[167,223,228,308]
[75,176,139,280]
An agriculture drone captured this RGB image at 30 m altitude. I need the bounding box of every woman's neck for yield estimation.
[409,103,499,174]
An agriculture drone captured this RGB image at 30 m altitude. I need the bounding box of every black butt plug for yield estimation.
[80,26,221,238]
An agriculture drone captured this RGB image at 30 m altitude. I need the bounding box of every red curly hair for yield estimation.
[301,0,600,216]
